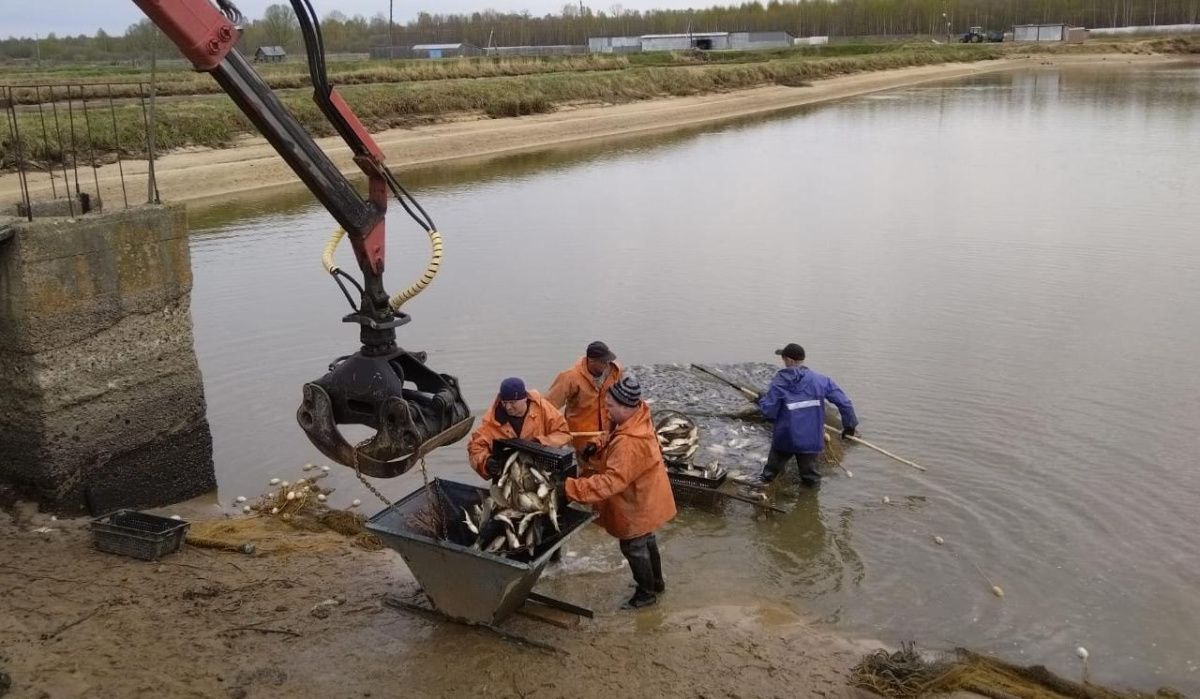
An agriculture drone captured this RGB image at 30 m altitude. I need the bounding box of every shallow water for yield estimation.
[188,61,1200,691]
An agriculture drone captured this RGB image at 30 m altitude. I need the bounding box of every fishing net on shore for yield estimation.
[187,466,383,555]
[851,643,1184,699]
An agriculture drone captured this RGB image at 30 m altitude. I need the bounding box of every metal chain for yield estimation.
[350,446,393,507]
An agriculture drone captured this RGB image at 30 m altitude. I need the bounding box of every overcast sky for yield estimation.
[2,0,710,39]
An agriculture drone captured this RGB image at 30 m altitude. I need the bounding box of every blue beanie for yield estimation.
[499,377,527,401]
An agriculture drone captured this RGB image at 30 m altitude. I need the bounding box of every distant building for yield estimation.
[411,43,483,59]
[254,46,286,62]
[589,31,794,54]
[1013,24,1088,42]
[794,35,830,46]
[483,44,588,57]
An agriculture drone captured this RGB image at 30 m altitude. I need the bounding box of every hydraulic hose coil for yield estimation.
[321,226,443,310]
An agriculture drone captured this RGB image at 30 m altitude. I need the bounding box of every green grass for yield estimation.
[2,37,1195,168]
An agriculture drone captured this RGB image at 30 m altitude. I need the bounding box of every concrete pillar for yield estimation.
[0,205,215,514]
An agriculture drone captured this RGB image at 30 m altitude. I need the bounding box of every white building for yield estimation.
[589,31,794,53]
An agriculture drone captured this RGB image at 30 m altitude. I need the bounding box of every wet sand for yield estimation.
[0,503,875,698]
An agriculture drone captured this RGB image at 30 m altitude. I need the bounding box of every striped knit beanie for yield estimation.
[608,374,642,407]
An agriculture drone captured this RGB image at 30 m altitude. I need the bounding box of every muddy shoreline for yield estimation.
[0,54,1175,214]
[0,502,874,698]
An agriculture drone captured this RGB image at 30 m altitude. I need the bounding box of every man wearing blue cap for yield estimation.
[467,378,571,480]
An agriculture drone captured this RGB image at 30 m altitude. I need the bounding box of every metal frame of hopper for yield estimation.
[365,478,596,629]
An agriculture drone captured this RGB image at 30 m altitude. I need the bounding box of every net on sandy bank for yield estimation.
[187,467,383,554]
[851,643,1184,699]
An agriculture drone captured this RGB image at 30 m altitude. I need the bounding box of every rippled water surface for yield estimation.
[188,61,1200,691]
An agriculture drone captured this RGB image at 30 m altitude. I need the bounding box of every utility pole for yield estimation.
[389,0,395,50]
[34,33,41,64]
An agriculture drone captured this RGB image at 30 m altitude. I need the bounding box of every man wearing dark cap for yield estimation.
[467,377,571,480]
[752,343,858,489]
[559,375,677,609]
[546,341,622,461]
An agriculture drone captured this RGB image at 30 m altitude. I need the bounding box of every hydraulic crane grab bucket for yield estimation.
[127,0,475,479]
[298,347,473,478]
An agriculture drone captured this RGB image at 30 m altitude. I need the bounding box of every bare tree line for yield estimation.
[1,0,1197,62]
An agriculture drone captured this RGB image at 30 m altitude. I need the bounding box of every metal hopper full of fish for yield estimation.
[461,450,561,556]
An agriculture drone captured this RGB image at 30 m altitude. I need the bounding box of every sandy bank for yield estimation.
[0,54,1172,213]
[0,503,875,698]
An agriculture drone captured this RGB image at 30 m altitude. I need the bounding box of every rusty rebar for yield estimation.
[80,91,102,211]
[106,83,129,208]
[4,88,34,221]
[65,85,83,203]
[138,81,158,204]
[48,87,75,218]
[34,85,57,199]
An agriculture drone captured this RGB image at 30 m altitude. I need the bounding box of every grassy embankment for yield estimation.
[1,36,1195,167]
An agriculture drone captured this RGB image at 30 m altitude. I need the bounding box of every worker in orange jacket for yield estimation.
[560,375,677,609]
[546,341,622,462]
[467,377,571,480]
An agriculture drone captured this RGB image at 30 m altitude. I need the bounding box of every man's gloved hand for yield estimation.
[842,425,857,439]
[581,443,599,460]
[484,456,502,480]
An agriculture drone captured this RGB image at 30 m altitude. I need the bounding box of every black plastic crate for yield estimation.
[666,464,728,490]
[91,510,189,561]
[492,438,576,477]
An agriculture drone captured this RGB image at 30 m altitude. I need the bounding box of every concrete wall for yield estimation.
[0,205,215,513]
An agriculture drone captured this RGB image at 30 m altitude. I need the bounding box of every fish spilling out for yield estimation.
[655,411,700,464]
[464,450,560,556]
[654,411,723,480]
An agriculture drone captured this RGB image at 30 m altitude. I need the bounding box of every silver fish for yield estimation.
[547,491,560,532]
[462,509,479,535]
[517,493,538,512]
[517,512,534,537]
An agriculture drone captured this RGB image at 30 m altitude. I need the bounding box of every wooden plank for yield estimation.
[516,601,579,629]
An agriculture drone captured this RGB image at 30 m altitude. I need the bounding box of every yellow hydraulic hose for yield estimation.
[320,225,443,311]
[321,227,346,274]
[388,226,443,311]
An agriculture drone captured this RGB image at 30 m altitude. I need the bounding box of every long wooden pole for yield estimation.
[822,426,927,472]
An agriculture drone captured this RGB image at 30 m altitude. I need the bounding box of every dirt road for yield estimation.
[1,54,1162,214]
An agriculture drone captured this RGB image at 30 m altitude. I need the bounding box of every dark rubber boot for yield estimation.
[648,537,665,594]
[620,535,659,610]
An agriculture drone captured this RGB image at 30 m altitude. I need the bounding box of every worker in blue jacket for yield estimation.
[752,343,858,489]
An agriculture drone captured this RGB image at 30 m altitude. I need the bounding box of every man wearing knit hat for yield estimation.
[467,377,571,480]
[752,343,858,489]
[546,341,622,462]
[559,375,677,609]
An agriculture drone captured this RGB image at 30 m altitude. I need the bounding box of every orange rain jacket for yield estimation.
[564,402,677,540]
[545,357,622,453]
[467,390,571,479]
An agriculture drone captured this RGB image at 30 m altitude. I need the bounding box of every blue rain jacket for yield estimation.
[758,366,858,454]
